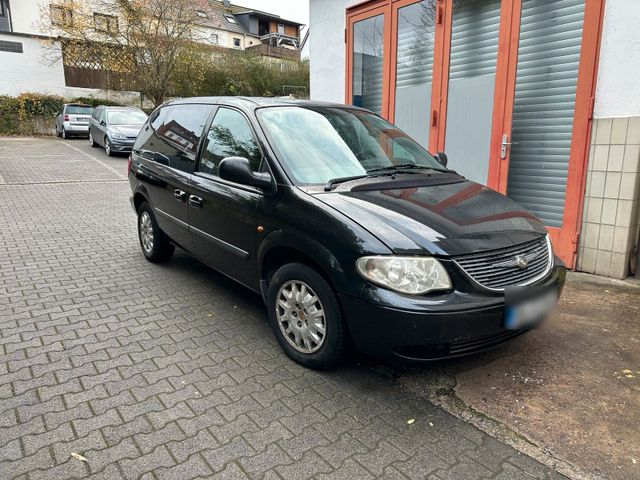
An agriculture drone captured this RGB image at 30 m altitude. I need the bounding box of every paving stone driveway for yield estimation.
[0,138,565,480]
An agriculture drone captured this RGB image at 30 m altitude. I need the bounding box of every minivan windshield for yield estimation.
[258,106,444,184]
[108,110,148,126]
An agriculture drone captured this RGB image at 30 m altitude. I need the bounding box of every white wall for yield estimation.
[309,0,360,103]
[0,34,142,104]
[593,0,640,118]
[0,34,65,95]
[9,0,47,35]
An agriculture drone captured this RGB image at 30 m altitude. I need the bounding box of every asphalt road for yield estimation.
[0,137,565,479]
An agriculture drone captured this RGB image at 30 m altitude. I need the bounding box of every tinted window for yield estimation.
[200,108,261,177]
[66,105,94,115]
[135,104,213,173]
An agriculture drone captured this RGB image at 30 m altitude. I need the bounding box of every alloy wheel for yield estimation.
[276,280,326,354]
[139,211,154,253]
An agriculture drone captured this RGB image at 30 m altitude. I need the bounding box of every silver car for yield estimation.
[55,104,95,139]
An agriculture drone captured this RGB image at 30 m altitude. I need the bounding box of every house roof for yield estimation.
[192,1,303,36]
[234,11,304,27]
[191,1,249,36]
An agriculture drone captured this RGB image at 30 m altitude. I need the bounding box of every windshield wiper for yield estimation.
[323,174,369,192]
[366,164,449,174]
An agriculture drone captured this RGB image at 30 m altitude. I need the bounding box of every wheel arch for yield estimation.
[258,231,352,298]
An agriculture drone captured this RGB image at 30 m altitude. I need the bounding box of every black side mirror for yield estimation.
[219,157,274,191]
[100,120,106,126]
[434,152,448,168]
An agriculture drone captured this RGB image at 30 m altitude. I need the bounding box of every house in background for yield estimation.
[0,0,304,99]
[308,0,640,280]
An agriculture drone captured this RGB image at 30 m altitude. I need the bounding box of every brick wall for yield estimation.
[577,117,640,278]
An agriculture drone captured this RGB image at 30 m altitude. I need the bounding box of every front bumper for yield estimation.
[111,139,136,152]
[339,263,566,362]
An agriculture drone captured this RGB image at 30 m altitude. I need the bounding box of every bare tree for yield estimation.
[41,0,207,106]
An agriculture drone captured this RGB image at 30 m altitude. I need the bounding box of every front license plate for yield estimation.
[504,287,558,330]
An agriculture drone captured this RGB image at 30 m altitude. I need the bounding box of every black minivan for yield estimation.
[129,97,565,369]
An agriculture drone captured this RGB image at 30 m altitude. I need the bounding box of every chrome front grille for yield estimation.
[453,236,552,291]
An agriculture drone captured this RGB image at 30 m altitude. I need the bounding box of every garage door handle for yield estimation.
[189,195,203,208]
[174,189,187,201]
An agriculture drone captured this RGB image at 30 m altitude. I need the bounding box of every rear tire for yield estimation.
[56,126,62,138]
[137,202,174,263]
[267,263,347,369]
[61,128,68,139]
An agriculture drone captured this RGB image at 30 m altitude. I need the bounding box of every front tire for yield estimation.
[137,202,174,263]
[89,131,97,147]
[267,263,347,369]
[105,137,114,156]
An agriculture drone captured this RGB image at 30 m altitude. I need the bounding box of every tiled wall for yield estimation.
[577,117,640,278]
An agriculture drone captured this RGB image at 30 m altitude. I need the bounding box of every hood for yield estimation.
[313,175,547,256]
[109,125,143,137]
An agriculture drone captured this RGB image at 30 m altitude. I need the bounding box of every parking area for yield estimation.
[0,137,564,479]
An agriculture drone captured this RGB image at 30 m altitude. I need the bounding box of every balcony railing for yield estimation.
[260,32,300,49]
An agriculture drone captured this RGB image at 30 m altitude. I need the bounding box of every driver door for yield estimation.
[187,106,265,290]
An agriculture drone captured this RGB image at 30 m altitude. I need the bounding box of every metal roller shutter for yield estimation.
[506,0,585,227]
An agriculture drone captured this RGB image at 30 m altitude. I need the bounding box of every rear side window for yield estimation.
[200,107,261,176]
[136,104,214,173]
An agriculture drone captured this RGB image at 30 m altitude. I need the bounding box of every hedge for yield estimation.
[0,93,123,136]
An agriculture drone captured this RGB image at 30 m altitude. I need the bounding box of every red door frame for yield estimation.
[345,0,606,268]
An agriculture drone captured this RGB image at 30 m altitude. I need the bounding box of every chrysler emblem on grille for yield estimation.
[515,255,528,269]
[492,251,538,269]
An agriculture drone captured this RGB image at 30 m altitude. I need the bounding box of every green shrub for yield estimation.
[16,93,64,119]
[0,95,20,135]
[70,96,122,107]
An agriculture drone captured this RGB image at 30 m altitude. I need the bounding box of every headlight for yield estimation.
[356,256,452,295]
[112,133,127,140]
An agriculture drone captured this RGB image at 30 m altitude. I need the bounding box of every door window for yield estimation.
[443,0,501,185]
[199,108,261,176]
[393,0,437,147]
[352,14,385,114]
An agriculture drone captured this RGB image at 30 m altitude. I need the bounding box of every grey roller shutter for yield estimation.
[444,0,501,185]
[506,0,585,227]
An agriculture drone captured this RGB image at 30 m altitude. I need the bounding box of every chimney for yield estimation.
[222,0,231,7]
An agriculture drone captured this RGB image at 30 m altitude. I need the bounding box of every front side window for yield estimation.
[258,106,443,184]
[200,108,261,177]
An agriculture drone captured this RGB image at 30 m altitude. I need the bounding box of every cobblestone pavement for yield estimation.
[0,137,566,480]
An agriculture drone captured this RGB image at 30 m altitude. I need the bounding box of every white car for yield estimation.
[55,104,95,139]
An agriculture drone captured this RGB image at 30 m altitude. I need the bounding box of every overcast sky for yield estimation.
[233,0,310,26]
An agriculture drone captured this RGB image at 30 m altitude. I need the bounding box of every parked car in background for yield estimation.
[128,97,566,369]
[89,106,148,156]
[55,104,94,139]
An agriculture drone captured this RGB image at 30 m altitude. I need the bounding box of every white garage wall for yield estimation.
[309,0,359,103]
[593,0,640,118]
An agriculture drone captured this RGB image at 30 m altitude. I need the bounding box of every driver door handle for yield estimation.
[189,195,203,208]
[174,189,187,201]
